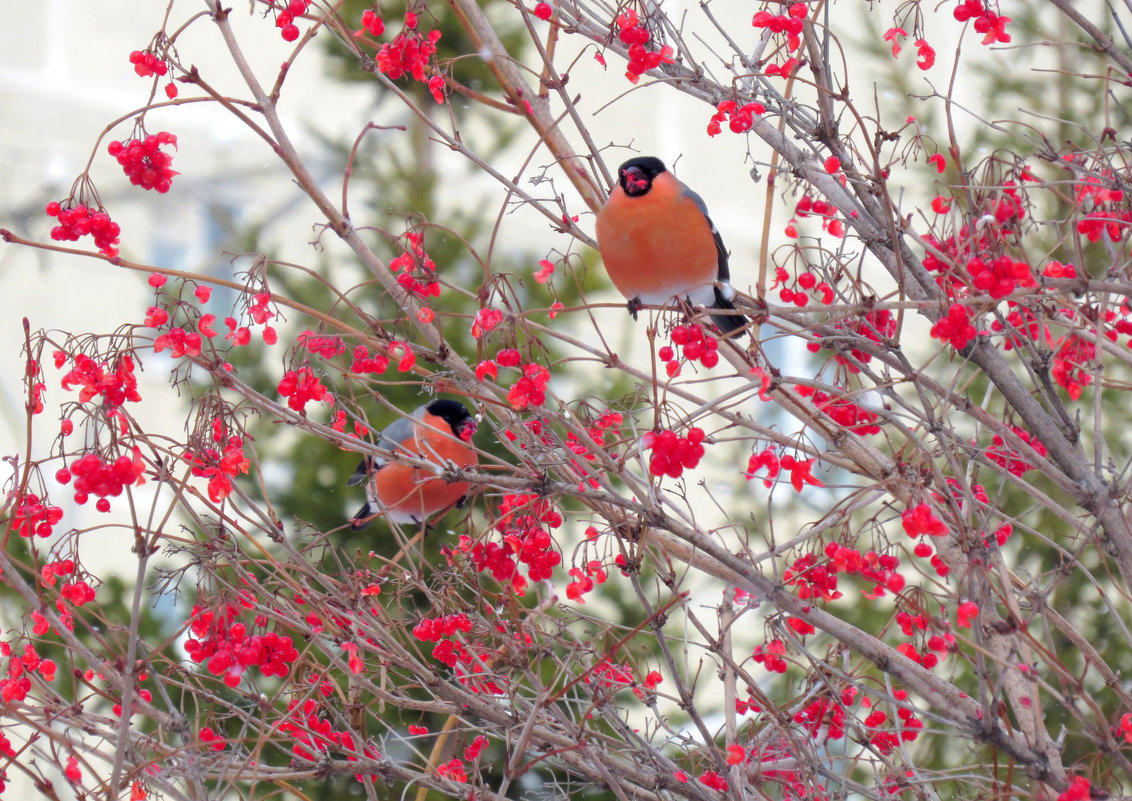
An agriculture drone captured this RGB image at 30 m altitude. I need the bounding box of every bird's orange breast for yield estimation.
[375,419,477,521]
[595,173,719,305]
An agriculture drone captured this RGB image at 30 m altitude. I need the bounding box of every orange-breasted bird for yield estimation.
[348,399,478,529]
[595,156,748,336]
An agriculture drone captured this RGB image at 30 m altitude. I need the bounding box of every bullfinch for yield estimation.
[348,399,478,529]
[595,156,748,336]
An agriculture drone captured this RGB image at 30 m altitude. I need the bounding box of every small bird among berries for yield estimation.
[595,156,748,336]
[348,399,478,529]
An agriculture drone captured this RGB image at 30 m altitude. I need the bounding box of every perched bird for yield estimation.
[595,156,748,336]
[348,399,478,529]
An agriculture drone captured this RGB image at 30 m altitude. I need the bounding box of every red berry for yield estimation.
[96,498,111,513]
[534,2,552,20]
[55,468,72,485]
[658,346,674,361]
[281,22,300,40]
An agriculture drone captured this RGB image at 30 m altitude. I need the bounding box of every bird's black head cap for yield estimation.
[426,399,474,433]
[617,156,668,197]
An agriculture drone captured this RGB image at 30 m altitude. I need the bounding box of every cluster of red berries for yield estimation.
[807,308,896,372]
[108,132,178,193]
[773,266,835,307]
[795,385,881,435]
[743,448,824,491]
[473,345,514,381]
[1058,777,1092,801]
[185,436,251,503]
[752,3,808,51]
[698,771,730,792]
[184,602,300,687]
[922,186,1028,294]
[455,536,523,593]
[792,194,845,237]
[271,0,311,42]
[953,0,1012,45]
[3,643,59,703]
[278,367,334,413]
[59,353,141,410]
[348,344,390,375]
[58,450,146,513]
[356,7,385,36]
[642,427,706,479]
[565,561,608,602]
[412,613,474,642]
[992,306,1051,351]
[862,691,924,753]
[450,493,563,597]
[198,727,227,752]
[506,362,551,411]
[389,232,441,297]
[658,325,719,376]
[965,255,1035,299]
[901,503,948,538]
[1074,172,1130,243]
[616,9,675,83]
[299,331,347,359]
[45,202,121,257]
[783,553,841,601]
[411,609,506,694]
[562,410,623,490]
[472,308,503,338]
[585,659,633,691]
[930,303,978,350]
[39,559,76,589]
[796,687,859,741]
[882,28,936,71]
[753,639,788,673]
[1052,334,1096,401]
[986,425,1047,476]
[496,493,563,583]
[377,17,442,82]
[11,494,64,539]
[279,699,382,777]
[784,543,904,604]
[707,99,766,136]
[825,542,904,598]
[154,327,203,358]
[128,50,167,77]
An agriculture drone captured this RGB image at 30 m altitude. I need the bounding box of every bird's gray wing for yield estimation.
[346,406,423,486]
[680,183,731,286]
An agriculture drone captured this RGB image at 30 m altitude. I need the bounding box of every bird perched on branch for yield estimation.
[348,399,478,529]
[595,156,748,336]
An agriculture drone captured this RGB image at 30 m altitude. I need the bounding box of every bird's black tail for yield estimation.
[350,501,376,530]
[711,288,750,337]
